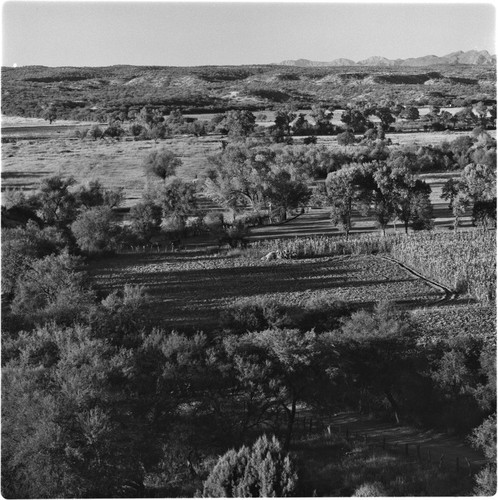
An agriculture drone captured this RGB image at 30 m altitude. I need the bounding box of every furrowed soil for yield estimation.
[88,252,439,331]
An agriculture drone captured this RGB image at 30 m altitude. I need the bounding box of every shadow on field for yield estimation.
[89,252,441,331]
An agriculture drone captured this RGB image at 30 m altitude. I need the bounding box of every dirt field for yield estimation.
[88,251,439,331]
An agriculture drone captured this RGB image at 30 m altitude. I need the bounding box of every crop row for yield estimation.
[256,230,496,303]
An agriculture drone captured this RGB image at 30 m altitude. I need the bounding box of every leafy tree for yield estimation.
[33,175,78,227]
[204,144,273,212]
[441,178,469,231]
[1,221,66,296]
[147,177,198,222]
[373,107,395,131]
[271,105,296,144]
[341,108,369,134]
[202,435,299,497]
[374,163,432,233]
[222,110,256,139]
[129,201,162,242]
[71,206,120,255]
[42,103,57,124]
[326,164,366,239]
[336,302,418,422]
[401,106,420,121]
[75,180,123,209]
[310,105,334,135]
[223,329,336,450]
[450,135,474,168]
[469,415,497,496]
[143,148,182,183]
[337,130,356,146]
[10,251,94,326]
[264,170,311,220]
[2,323,160,498]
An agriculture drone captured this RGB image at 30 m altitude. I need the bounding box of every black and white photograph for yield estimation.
[1,0,496,497]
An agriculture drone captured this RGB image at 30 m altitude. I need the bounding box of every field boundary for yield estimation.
[379,255,456,304]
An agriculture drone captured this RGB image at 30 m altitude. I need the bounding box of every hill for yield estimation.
[1,59,495,121]
[280,50,496,67]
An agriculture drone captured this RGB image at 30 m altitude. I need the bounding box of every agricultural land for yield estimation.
[1,59,496,498]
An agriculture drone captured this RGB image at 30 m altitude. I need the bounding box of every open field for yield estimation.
[88,251,439,331]
[2,118,493,213]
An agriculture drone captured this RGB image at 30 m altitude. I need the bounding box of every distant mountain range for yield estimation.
[279,50,496,67]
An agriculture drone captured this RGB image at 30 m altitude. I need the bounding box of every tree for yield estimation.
[264,170,311,220]
[222,110,256,139]
[202,435,299,497]
[143,148,182,182]
[358,163,394,236]
[71,206,120,255]
[10,251,94,325]
[34,175,78,227]
[401,106,420,121]
[75,180,123,209]
[129,201,162,242]
[43,104,57,124]
[374,163,432,233]
[2,323,160,498]
[223,329,336,451]
[441,178,469,231]
[147,177,198,222]
[469,415,496,496]
[337,130,356,145]
[204,144,273,212]
[341,108,369,134]
[336,302,418,423]
[271,105,296,144]
[1,221,66,296]
[326,164,365,239]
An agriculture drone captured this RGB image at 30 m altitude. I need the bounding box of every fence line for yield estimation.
[288,415,481,477]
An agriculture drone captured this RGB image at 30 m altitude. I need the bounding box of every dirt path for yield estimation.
[326,411,487,470]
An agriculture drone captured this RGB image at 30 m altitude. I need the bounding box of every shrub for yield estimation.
[2,221,66,296]
[71,206,120,255]
[11,251,94,325]
[202,435,299,497]
[353,481,387,496]
[220,297,292,334]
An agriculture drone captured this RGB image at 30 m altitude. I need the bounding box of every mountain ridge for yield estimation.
[279,50,496,67]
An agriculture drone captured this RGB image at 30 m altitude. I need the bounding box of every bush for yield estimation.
[71,206,120,255]
[353,481,387,496]
[202,435,299,497]
[220,297,292,334]
[11,251,94,325]
[2,221,66,296]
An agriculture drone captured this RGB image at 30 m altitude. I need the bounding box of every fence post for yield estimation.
[465,457,472,477]
[438,454,445,470]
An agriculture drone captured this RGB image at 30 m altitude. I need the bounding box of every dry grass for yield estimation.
[2,133,223,206]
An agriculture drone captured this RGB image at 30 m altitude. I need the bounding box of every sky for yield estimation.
[2,1,496,67]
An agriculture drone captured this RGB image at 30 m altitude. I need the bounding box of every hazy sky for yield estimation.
[2,1,496,67]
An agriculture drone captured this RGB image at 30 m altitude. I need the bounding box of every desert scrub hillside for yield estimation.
[2,63,495,121]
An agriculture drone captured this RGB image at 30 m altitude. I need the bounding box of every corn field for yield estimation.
[255,231,496,303]
[390,231,496,303]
